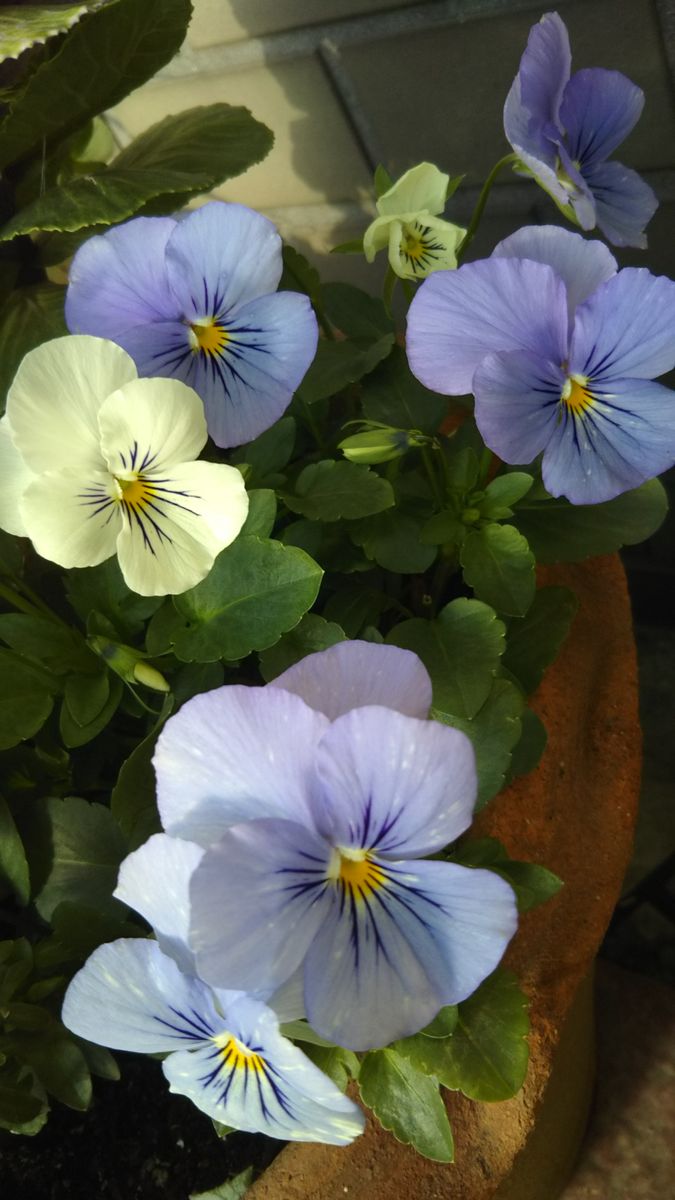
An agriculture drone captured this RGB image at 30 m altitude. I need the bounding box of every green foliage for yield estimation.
[300,1044,360,1091]
[296,338,394,404]
[231,417,296,487]
[0,4,90,64]
[435,677,524,808]
[349,511,437,574]
[25,796,128,921]
[0,283,67,411]
[190,1168,254,1200]
[507,707,547,780]
[282,460,395,522]
[512,478,668,562]
[503,586,578,694]
[450,838,562,912]
[359,1048,454,1162]
[0,650,58,749]
[0,795,30,904]
[362,345,449,435]
[461,524,536,616]
[66,559,162,637]
[110,731,162,850]
[258,613,345,681]
[321,282,393,343]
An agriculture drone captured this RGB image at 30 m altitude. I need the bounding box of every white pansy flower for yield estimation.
[363,162,466,280]
[0,335,249,596]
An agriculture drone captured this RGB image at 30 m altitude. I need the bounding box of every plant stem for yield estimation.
[420,445,445,509]
[456,153,518,262]
[0,580,42,618]
[300,397,326,451]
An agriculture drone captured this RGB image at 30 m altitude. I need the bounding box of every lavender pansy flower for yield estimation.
[65,201,319,449]
[406,224,675,505]
[504,11,657,247]
[153,642,518,1051]
[62,834,364,1145]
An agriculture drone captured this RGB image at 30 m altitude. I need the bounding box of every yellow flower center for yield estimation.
[117,476,154,507]
[561,375,594,416]
[215,1033,265,1074]
[330,847,386,901]
[190,319,229,357]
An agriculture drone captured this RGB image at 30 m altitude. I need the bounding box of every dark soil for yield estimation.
[0,1054,280,1200]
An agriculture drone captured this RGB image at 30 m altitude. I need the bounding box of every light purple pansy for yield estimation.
[152,641,518,1052]
[406,224,675,505]
[65,201,319,449]
[504,11,657,247]
[62,834,364,1144]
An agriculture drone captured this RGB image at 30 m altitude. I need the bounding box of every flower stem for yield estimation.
[420,445,445,509]
[456,153,518,262]
[0,580,43,618]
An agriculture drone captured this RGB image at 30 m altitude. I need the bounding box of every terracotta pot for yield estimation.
[248,555,641,1200]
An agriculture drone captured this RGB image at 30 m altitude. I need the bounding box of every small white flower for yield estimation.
[0,335,249,596]
[363,162,466,280]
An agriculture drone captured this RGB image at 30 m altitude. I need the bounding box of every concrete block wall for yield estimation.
[108,0,675,280]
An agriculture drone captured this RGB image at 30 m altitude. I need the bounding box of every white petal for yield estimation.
[363,214,393,262]
[114,834,204,975]
[377,162,449,218]
[114,461,248,597]
[98,377,207,474]
[0,418,34,536]
[21,468,120,568]
[7,335,137,473]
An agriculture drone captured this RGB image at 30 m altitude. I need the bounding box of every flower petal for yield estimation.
[65,217,181,338]
[98,376,207,472]
[0,418,33,536]
[191,818,331,992]
[388,215,465,280]
[21,468,120,569]
[492,225,617,322]
[154,685,329,844]
[7,335,136,474]
[189,291,319,449]
[165,202,283,318]
[270,641,432,721]
[363,214,394,262]
[570,268,675,381]
[163,993,364,1144]
[406,257,568,395]
[376,163,449,218]
[542,378,675,504]
[312,706,477,857]
[473,348,565,465]
[504,11,571,161]
[560,68,644,168]
[582,159,658,249]
[114,834,204,975]
[62,938,221,1053]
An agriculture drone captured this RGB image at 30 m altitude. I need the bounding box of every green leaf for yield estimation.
[0,613,95,675]
[0,650,57,750]
[461,524,536,617]
[300,1044,360,1092]
[388,598,505,719]
[0,0,192,169]
[0,104,274,240]
[11,1029,91,1110]
[28,796,128,921]
[66,558,162,637]
[480,472,533,519]
[0,796,29,904]
[110,731,162,851]
[503,586,578,694]
[238,489,277,539]
[0,1070,47,1133]
[58,673,122,747]
[374,164,394,197]
[450,838,562,913]
[349,511,437,574]
[297,336,394,404]
[359,1048,454,1162]
[362,345,448,435]
[283,460,394,522]
[231,417,296,485]
[0,5,89,63]
[168,536,323,663]
[190,1168,254,1200]
[75,1039,119,1081]
[445,447,480,493]
[0,283,66,411]
[280,244,321,307]
[63,668,109,727]
[170,662,224,708]
[258,613,345,681]
[512,479,668,562]
[434,677,524,807]
[507,707,547,781]
[321,283,393,343]
[0,530,22,578]
[323,583,389,638]
[36,901,141,967]
[420,1007,458,1039]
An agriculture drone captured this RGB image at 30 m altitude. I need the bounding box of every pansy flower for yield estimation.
[65,201,319,448]
[0,335,248,595]
[406,225,675,505]
[504,11,657,247]
[153,641,518,1051]
[62,834,364,1144]
[363,162,466,279]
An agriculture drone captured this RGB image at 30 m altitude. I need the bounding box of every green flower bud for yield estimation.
[339,429,411,464]
[88,635,169,692]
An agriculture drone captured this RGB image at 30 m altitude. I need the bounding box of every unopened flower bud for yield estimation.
[339,429,411,464]
[88,635,169,692]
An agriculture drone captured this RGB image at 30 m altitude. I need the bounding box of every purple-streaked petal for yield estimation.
[516,11,571,131]
[114,834,204,975]
[504,80,557,171]
[189,291,319,449]
[570,268,675,381]
[266,968,307,1023]
[66,218,181,338]
[555,142,597,230]
[190,819,331,992]
[62,938,220,1053]
[270,641,432,721]
[154,685,329,845]
[542,378,675,504]
[163,994,364,1143]
[582,159,658,249]
[406,257,568,396]
[312,706,477,857]
[302,876,443,1050]
[560,68,644,168]
[473,349,565,464]
[107,319,195,385]
[165,202,283,319]
[492,225,617,324]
